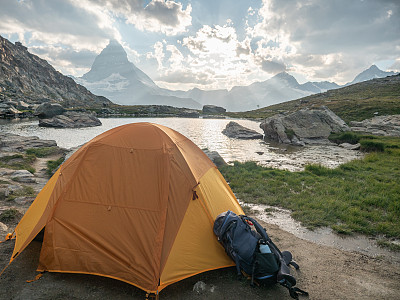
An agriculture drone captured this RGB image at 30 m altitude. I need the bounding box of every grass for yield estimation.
[219,135,400,239]
[0,154,36,174]
[328,132,360,144]
[0,208,21,222]
[377,240,400,252]
[26,147,60,158]
[47,157,64,176]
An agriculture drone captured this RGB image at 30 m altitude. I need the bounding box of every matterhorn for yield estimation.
[77,40,201,108]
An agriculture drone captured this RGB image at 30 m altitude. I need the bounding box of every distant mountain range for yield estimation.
[77,40,397,112]
[0,35,110,108]
[232,73,400,124]
[0,35,397,112]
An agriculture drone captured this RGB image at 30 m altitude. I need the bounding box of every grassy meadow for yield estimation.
[219,134,400,246]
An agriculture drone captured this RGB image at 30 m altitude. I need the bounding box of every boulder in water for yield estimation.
[222,121,263,139]
[260,106,350,146]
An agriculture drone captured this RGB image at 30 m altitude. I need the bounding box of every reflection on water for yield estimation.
[0,117,363,171]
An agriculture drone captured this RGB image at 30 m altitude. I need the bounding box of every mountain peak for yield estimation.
[81,39,156,87]
[270,72,299,87]
[350,64,396,85]
[368,64,380,71]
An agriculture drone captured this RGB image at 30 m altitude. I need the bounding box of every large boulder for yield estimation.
[350,115,400,137]
[202,105,226,114]
[260,107,350,146]
[222,121,263,139]
[34,103,66,118]
[39,111,102,128]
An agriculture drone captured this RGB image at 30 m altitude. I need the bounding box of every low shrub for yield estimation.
[329,132,360,144]
[47,157,65,176]
[0,208,20,222]
[360,140,385,152]
[285,129,295,140]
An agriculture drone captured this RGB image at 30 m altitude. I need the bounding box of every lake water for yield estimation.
[0,117,363,171]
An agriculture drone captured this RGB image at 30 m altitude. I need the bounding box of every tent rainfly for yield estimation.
[4,122,243,294]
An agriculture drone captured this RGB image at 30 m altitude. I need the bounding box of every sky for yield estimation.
[1,0,399,91]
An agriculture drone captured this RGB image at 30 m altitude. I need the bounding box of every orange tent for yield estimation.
[7,122,243,294]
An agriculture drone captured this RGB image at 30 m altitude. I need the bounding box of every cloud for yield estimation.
[0,0,118,51]
[0,0,191,76]
[257,58,287,73]
[248,0,400,83]
[388,59,400,72]
[152,22,271,90]
[99,0,192,36]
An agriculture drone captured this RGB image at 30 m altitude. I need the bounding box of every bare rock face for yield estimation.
[39,111,102,128]
[350,115,400,137]
[0,35,112,109]
[222,121,263,139]
[260,107,350,146]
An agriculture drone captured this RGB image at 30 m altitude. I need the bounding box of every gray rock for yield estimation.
[34,103,66,119]
[222,121,263,139]
[11,170,36,183]
[260,106,350,146]
[14,196,34,205]
[5,184,24,194]
[0,132,57,152]
[203,149,227,168]
[0,222,8,232]
[339,143,361,150]
[39,111,102,128]
[202,105,226,114]
[193,281,206,294]
[350,115,400,137]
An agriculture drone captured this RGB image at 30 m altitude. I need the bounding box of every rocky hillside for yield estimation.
[231,74,400,124]
[0,35,111,110]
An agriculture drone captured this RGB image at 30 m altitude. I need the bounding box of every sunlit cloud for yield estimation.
[0,0,398,89]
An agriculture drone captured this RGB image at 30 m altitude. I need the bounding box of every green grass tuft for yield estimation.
[285,129,295,140]
[0,154,36,173]
[329,132,360,144]
[0,209,20,222]
[360,140,385,152]
[26,147,60,158]
[46,157,64,176]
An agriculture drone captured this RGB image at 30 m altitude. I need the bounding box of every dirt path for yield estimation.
[31,154,62,191]
[0,218,399,300]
